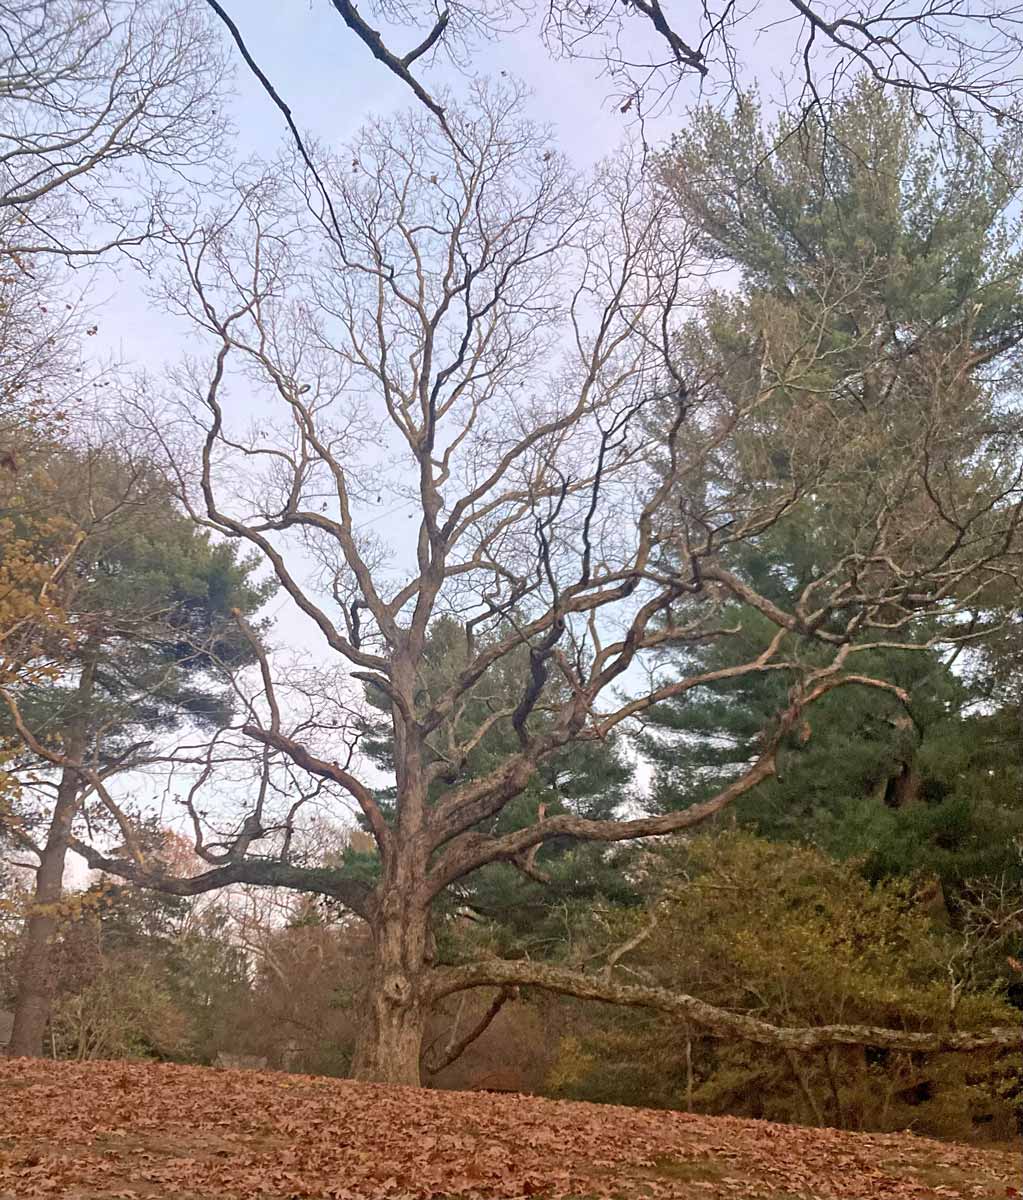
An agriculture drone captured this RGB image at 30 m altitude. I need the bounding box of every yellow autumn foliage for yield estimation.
[549,832,1020,1140]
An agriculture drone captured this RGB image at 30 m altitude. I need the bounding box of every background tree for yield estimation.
[0,0,235,900]
[50,890,248,1064]
[227,888,371,1076]
[23,825,251,1064]
[639,83,1023,893]
[548,832,1020,1140]
[2,439,271,1057]
[2,0,227,261]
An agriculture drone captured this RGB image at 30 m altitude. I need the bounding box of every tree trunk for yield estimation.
[350,898,431,1086]
[349,681,438,1088]
[7,763,80,1057]
[9,657,95,1059]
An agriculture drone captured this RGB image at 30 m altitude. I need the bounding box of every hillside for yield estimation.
[0,1059,1017,1198]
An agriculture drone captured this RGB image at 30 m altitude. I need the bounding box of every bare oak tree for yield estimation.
[73,90,1022,1084]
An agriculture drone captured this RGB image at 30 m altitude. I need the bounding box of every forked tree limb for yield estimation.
[328,0,454,136]
[429,960,1021,1054]
[202,0,349,251]
[424,985,517,1074]
[425,741,782,894]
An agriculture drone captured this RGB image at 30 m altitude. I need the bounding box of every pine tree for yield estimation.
[641,83,1023,890]
[5,443,273,1057]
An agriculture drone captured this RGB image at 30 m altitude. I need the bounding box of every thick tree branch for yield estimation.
[327,0,456,139]
[427,743,781,895]
[429,960,1021,1054]
[67,836,374,919]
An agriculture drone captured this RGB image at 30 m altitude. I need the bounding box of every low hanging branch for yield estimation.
[66,835,375,918]
[429,960,1021,1054]
[424,985,518,1075]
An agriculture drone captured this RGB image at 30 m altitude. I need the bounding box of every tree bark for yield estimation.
[350,896,431,1086]
[8,657,96,1059]
[351,982,428,1086]
[7,762,81,1057]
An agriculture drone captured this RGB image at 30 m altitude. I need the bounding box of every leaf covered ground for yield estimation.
[0,1059,1017,1199]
